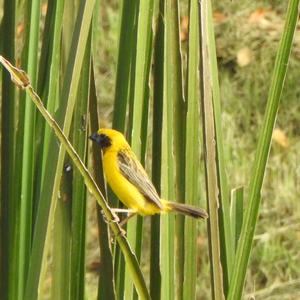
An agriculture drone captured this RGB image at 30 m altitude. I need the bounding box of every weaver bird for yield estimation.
[90,128,208,224]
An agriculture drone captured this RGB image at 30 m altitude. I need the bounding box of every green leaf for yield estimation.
[198,0,226,298]
[112,2,139,297]
[164,1,186,298]
[69,31,91,300]
[24,0,96,297]
[0,1,16,299]
[0,55,150,300]
[124,0,154,298]
[205,0,234,293]
[89,65,116,300]
[228,1,300,298]
[183,0,200,299]
[159,0,181,299]
[51,169,72,300]
[18,1,41,299]
[150,0,164,297]
[113,0,139,131]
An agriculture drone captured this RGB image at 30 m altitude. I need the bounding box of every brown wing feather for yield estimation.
[117,150,163,209]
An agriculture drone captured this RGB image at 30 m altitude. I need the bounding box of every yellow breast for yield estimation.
[102,150,161,215]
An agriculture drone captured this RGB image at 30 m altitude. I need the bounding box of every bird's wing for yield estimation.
[117,150,163,209]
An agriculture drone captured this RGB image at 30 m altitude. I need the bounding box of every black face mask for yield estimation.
[89,132,112,149]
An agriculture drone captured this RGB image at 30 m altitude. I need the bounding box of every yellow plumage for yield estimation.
[103,147,162,215]
[89,128,208,219]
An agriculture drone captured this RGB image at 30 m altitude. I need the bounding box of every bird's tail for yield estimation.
[163,200,208,219]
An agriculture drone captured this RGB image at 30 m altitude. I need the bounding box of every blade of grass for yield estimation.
[112,0,139,131]
[38,0,65,180]
[37,5,74,292]
[69,32,91,300]
[92,0,101,57]
[228,1,300,298]
[0,0,16,298]
[18,1,41,299]
[112,2,139,297]
[51,169,72,300]
[23,0,96,297]
[160,93,176,299]
[159,0,179,299]
[164,1,186,298]
[124,1,154,298]
[183,0,200,298]
[130,0,154,157]
[34,0,65,211]
[89,65,116,300]
[205,0,234,293]
[32,1,65,294]
[198,0,225,299]
[61,0,77,71]
[37,0,59,97]
[0,55,151,300]
[150,0,164,297]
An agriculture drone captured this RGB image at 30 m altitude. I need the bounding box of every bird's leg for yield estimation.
[119,212,137,227]
[111,208,136,227]
[108,211,137,241]
[111,208,135,214]
[100,209,120,224]
[100,208,134,224]
[102,209,137,241]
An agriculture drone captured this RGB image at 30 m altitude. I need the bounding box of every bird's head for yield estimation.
[89,128,128,152]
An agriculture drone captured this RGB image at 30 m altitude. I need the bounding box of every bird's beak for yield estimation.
[89,132,101,143]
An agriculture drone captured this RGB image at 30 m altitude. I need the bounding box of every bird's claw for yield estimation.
[100,210,120,224]
[100,210,127,241]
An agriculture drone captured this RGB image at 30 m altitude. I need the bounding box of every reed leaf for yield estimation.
[113,0,139,131]
[228,1,300,298]
[165,1,186,298]
[18,1,41,299]
[198,1,225,298]
[33,1,65,294]
[0,53,150,300]
[159,0,181,298]
[0,1,16,298]
[183,0,201,298]
[89,66,116,300]
[150,0,164,297]
[24,0,96,297]
[69,32,91,300]
[205,0,234,293]
[124,1,154,299]
[112,4,139,295]
[38,0,65,177]
[51,170,72,300]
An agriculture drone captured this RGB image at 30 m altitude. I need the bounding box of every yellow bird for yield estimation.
[90,128,208,223]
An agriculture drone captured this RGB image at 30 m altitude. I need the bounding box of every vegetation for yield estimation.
[0,0,299,299]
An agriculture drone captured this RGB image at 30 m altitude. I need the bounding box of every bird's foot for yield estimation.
[100,209,120,224]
